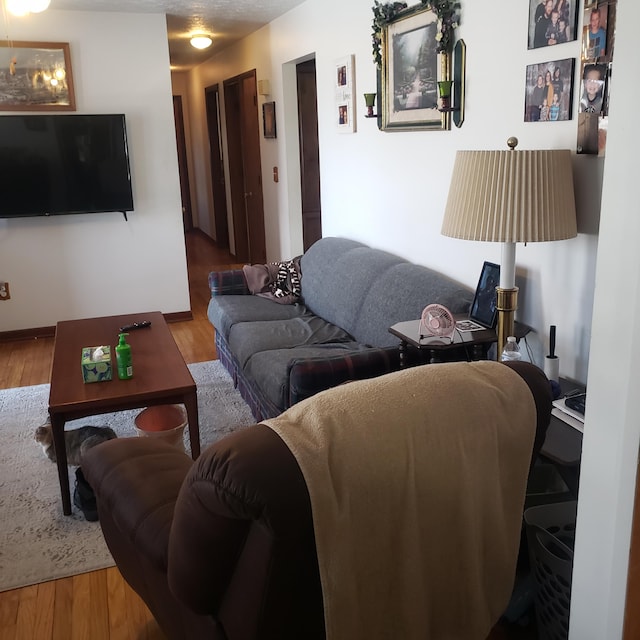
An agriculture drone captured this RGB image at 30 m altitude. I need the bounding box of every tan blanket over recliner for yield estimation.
[263,360,537,640]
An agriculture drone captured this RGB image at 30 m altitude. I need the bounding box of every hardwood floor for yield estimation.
[0,230,236,640]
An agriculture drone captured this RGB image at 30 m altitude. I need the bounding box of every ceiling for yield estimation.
[50,0,308,70]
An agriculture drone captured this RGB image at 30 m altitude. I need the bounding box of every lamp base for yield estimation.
[496,287,518,360]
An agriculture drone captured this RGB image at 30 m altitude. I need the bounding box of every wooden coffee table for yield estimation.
[48,311,200,515]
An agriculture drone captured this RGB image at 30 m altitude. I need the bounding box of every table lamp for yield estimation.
[441,137,577,358]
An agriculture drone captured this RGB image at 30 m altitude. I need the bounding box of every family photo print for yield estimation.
[524,58,575,123]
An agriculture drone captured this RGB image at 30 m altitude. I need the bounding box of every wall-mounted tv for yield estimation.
[0,114,134,218]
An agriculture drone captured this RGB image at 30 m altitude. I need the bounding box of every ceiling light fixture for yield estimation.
[6,0,50,16]
[190,34,212,50]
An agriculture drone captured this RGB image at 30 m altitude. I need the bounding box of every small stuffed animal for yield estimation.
[34,420,117,466]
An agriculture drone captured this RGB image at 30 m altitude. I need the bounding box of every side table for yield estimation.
[389,314,530,367]
[539,377,585,498]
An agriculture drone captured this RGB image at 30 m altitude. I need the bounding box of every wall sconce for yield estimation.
[437,81,453,111]
[437,39,466,128]
[364,93,377,118]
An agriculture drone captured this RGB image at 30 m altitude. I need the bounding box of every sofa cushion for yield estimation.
[229,316,354,368]
[244,344,368,411]
[207,295,308,340]
[300,238,405,335]
[353,263,474,348]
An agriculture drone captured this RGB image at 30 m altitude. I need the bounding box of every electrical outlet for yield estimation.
[0,282,10,300]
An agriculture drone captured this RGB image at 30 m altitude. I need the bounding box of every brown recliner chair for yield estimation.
[82,361,551,640]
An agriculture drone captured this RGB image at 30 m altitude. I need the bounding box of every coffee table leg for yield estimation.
[50,414,72,515]
[184,391,200,459]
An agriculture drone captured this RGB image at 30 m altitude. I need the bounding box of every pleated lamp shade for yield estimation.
[441,147,577,243]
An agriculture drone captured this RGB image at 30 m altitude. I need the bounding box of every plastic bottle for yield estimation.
[501,336,522,362]
[115,333,133,379]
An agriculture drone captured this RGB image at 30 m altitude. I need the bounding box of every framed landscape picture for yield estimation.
[380,4,446,131]
[524,58,575,123]
[0,41,75,111]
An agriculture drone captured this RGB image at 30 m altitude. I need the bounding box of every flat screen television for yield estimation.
[0,114,134,218]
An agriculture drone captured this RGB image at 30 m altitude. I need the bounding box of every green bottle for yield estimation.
[115,333,133,380]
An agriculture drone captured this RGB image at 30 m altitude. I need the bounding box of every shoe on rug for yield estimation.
[74,467,99,522]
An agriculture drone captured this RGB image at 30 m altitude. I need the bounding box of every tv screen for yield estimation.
[0,114,134,218]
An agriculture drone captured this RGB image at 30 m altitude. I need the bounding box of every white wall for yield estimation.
[181,0,601,384]
[0,11,190,331]
[570,0,640,636]
[180,1,640,635]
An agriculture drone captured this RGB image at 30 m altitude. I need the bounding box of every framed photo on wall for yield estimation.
[335,54,355,133]
[524,58,575,123]
[528,0,578,49]
[581,0,616,62]
[379,4,446,132]
[263,101,276,139]
[0,41,75,111]
[576,61,609,155]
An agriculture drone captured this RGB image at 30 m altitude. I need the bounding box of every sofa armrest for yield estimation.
[288,347,401,406]
[168,424,320,619]
[208,268,250,296]
[82,438,193,572]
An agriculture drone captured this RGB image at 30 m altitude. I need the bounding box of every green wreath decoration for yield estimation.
[372,0,461,68]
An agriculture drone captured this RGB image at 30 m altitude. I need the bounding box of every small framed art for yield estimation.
[263,101,276,139]
[335,54,355,133]
[0,41,76,111]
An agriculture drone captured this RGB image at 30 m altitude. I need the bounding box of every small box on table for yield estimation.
[81,346,112,383]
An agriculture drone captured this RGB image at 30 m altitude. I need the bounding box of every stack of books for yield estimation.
[551,395,585,433]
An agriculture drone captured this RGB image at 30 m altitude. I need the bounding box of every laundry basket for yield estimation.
[134,404,188,452]
[524,500,578,640]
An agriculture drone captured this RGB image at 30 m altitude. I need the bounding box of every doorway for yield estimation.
[172,95,192,232]
[204,84,229,249]
[296,59,322,251]
[223,70,266,264]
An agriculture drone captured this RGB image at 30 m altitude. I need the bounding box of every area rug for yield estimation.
[0,360,255,593]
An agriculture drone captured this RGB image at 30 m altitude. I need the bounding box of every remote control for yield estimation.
[119,321,152,331]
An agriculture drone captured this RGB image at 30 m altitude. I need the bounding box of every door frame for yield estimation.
[204,84,230,248]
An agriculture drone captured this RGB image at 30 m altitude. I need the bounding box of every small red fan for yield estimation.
[420,304,456,341]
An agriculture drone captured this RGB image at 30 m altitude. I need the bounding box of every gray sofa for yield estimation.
[207,237,474,420]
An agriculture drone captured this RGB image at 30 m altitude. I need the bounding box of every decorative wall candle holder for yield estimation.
[364,92,377,118]
[438,81,453,111]
[436,39,466,127]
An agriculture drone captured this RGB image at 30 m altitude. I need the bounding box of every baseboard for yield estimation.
[0,326,56,342]
[164,311,193,323]
[0,311,193,343]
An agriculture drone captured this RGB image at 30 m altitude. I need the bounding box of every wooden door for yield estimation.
[223,70,266,264]
[172,95,192,232]
[296,59,322,251]
[204,85,229,248]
